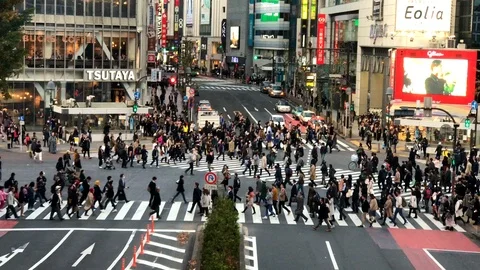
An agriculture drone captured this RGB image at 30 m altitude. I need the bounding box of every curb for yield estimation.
[239,224,246,270]
[188,224,205,270]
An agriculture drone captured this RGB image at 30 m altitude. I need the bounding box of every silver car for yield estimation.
[275,100,291,113]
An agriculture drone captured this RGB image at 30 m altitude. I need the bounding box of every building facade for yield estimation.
[6,0,148,127]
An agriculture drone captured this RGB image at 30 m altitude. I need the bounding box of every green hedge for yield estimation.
[201,198,240,270]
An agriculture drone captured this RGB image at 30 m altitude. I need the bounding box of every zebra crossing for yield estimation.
[2,199,465,232]
[199,85,260,92]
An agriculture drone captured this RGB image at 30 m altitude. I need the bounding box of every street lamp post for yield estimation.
[46,80,56,120]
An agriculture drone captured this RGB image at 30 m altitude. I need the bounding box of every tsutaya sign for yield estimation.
[395,0,452,32]
[84,70,136,82]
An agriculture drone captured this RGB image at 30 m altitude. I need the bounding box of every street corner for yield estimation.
[0,228,136,270]
[125,230,195,270]
[0,220,19,237]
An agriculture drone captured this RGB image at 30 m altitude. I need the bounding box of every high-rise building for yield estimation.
[6,0,149,127]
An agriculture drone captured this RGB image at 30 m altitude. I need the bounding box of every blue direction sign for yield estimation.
[19,115,24,121]
[472,100,478,110]
[183,95,188,102]
[134,91,141,100]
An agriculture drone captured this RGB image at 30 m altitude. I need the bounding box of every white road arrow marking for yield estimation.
[223,107,227,112]
[72,243,95,267]
[0,242,29,267]
[254,107,259,111]
[227,114,231,119]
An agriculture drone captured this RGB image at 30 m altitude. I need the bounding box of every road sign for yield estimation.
[204,184,218,190]
[134,91,140,100]
[19,121,25,126]
[204,172,217,185]
[19,115,24,121]
[472,100,478,110]
[183,95,188,102]
[189,88,195,96]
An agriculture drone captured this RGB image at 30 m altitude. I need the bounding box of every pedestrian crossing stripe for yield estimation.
[0,200,466,232]
[199,85,260,91]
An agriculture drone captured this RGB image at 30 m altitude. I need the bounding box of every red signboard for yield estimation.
[333,21,339,62]
[316,14,326,65]
[389,49,396,89]
[161,12,167,47]
[393,49,477,105]
[147,54,156,63]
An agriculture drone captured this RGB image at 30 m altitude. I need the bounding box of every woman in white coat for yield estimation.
[407,191,418,218]
[260,153,271,176]
[328,195,335,226]
[201,188,211,217]
[454,199,465,224]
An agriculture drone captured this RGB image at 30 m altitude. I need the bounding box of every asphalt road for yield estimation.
[0,221,197,270]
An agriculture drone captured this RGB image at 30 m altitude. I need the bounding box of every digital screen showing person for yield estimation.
[401,57,468,97]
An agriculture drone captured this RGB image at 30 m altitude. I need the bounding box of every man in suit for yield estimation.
[114,173,129,203]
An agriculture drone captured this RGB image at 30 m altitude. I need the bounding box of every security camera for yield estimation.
[390,33,394,40]
[410,37,414,42]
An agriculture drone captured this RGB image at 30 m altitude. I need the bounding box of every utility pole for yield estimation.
[272,51,276,83]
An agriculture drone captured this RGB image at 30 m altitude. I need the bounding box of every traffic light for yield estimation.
[171,46,176,51]
[465,118,471,128]
[132,102,138,113]
[254,55,259,60]
[169,76,176,85]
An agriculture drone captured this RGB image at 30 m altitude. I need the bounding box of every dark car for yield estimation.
[261,81,271,93]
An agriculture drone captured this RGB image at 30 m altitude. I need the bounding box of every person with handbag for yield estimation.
[293,192,308,223]
[368,194,379,227]
[200,188,211,217]
[241,186,256,215]
[278,184,290,215]
[221,165,230,191]
[407,191,418,218]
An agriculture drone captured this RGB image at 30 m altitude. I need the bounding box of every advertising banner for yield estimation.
[221,19,227,50]
[248,0,255,47]
[230,26,240,50]
[301,0,308,20]
[200,37,208,60]
[316,14,326,65]
[201,0,211,25]
[395,0,452,32]
[174,0,179,42]
[161,10,167,48]
[186,0,193,27]
[394,49,477,105]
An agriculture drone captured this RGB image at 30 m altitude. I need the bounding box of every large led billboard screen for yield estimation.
[394,49,477,105]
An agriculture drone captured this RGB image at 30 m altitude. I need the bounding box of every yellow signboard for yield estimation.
[301,0,308,20]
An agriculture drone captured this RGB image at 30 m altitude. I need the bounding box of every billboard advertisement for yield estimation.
[316,14,326,65]
[221,19,227,50]
[230,26,240,50]
[186,0,193,27]
[201,0,211,25]
[395,0,452,32]
[394,49,477,105]
[248,0,255,47]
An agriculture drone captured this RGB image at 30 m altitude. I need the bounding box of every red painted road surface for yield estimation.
[390,229,480,270]
[0,221,19,237]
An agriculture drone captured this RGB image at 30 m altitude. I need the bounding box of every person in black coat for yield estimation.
[148,177,157,207]
[288,180,298,207]
[171,175,188,203]
[188,182,202,213]
[149,187,162,219]
[113,174,129,203]
[49,186,64,221]
[103,177,117,211]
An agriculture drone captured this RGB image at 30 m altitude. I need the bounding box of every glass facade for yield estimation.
[328,0,358,6]
[3,0,141,127]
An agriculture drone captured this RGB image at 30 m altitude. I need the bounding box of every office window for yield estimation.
[121,0,128,18]
[36,0,45,14]
[112,0,120,17]
[66,0,74,15]
[130,0,136,18]
[95,0,103,16]
[46,0,54,14]
[56,0,65,15]
[76,0,84,15]
[86,0,93,16]
[26,0,34,10]
[104,0,112,16]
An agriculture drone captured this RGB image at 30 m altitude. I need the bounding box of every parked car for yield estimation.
[268,85,285,97]
[270,114,285,127]
[292,106,304,119]
[261,81,271,93]
[275,100,291,113]
[299,110,315,125]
